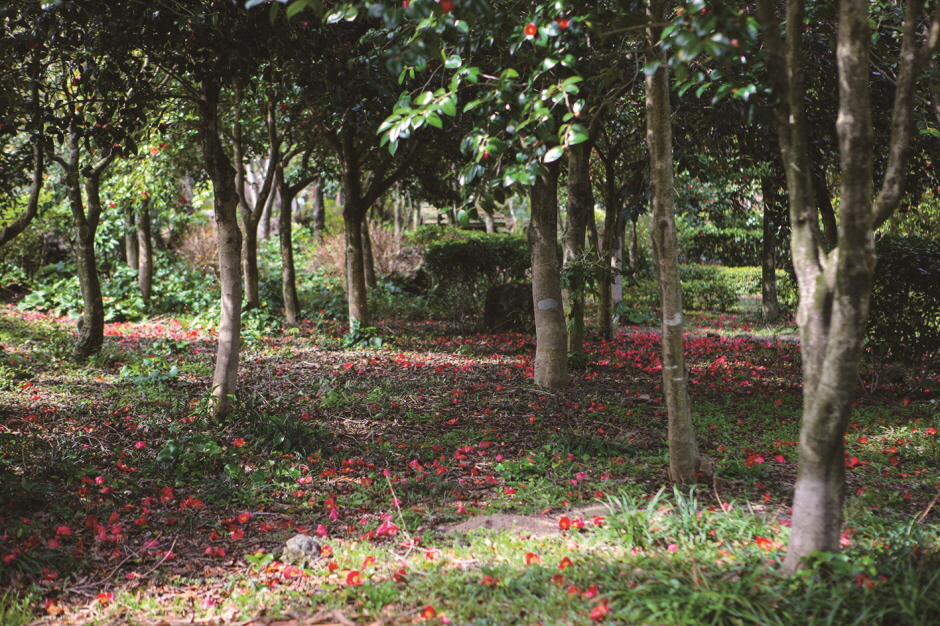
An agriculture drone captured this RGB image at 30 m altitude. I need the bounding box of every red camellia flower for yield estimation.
[558,516,571,530]
[346,570,363,586]
[439,0,453,14]
[558,556,573,570]
[525,22,538,37]
[557,17,569,29]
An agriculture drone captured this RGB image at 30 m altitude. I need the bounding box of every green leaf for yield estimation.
[464,99,483,112]
[286,0,310,19]
[441,97,457,117]
[543,145,565,163]
[426,113,443,129]
[445,54,462,69]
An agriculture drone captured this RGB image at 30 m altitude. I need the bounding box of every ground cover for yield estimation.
[0,305,938,625]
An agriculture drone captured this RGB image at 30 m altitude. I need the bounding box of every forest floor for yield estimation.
[0,305,938,625]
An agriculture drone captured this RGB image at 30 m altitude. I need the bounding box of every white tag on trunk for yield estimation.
[537,299,559,310]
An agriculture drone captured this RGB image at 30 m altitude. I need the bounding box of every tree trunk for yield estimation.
[312,178,325,240]
[628,219,638,271]
[343,207,369,326]
[125,205,139,270]
[137,199,153,305]
[260,184,275,239]
[362,219,377,288]
[563,144,593,354]
[199,79,242,419]
[596,149,623,339]
[234,96,277,310]
[647,0,700,484]
[0,141,44,248]
[0,62,43,248]
[480,206,496,233]
[278,173,301,326]
[529,161,568,388]
[756,0,938,572]
[760,177,780,322]
[56,126,113,361]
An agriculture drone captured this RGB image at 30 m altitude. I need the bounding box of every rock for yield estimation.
[386,246,430,294]
[483,282,533,332]
[280,534,321,567]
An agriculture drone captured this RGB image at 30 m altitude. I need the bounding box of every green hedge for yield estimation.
[620,265,797,314]
[867,236,940,374]
[679,224,790,268]
[424,232,529,288]
[422,232,530,330]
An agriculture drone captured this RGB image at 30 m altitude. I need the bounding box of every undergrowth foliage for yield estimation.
[866,236,940,394]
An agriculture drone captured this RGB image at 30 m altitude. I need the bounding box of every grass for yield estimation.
[0,302,938,625]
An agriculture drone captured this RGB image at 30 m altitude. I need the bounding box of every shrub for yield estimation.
[680,225,763,266]
[422,232,530,330]
[866,236,940,389]
[718,266,799,311]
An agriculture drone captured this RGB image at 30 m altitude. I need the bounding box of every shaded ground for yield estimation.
[0,305,937,624]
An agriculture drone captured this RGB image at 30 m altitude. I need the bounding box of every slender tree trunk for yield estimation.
[199,79,242,419]
[278,173,301,326]
[234,96,277,310]
[313,178,325,240]
[0,60,43,247]
[260,184,276,239]
[56,126,113,361]
[563,145,593,354]
[529,161,568,388]
[137,199,153,305]
[760,177,780,322]
[0,141,44,248]
[394,195,403,237]
[812,159,839,248]
[628,219,638,271]
[343,206,369,326]
[647,0,700,484]
[480,206,496,233]
[125,205,139,270]
[597,150,622,339]
[362,219,376,288]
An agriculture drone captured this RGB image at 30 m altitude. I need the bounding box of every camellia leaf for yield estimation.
[425,113,443,129]
[543,145,565,163]
[445,54,462,69]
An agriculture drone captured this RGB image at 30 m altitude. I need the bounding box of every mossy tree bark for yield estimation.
[757,0,940,572]
[646,0,700,484]
[529,161,568,388]
[198,79,243,419]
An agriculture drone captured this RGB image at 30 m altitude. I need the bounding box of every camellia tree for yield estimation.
[755,0,940,570]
